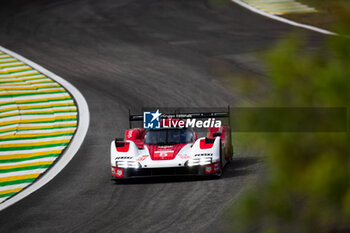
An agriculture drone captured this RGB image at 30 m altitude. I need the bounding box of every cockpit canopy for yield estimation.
[144,128,195,145]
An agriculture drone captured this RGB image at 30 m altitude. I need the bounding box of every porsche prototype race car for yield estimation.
[110,111,233,179]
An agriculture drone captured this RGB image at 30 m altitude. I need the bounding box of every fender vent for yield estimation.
[116,141,130,152]
[204,138,215,144]
[200,138,215,149]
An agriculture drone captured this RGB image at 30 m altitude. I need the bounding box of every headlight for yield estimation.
[187,157,212,167]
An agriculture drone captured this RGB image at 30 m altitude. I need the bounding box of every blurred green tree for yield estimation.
[231,2,350,233]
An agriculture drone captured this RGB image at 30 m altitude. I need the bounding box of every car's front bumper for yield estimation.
[111,162,221,179]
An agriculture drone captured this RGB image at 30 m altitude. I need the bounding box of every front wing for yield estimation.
[111,161,222,179]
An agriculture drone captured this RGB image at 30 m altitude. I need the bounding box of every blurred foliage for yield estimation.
[230,3,350,233]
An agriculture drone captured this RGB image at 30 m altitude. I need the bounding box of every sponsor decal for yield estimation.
[204,162,220,174]
[154,151,174,159]
[158,145,173,149]
[179,155,191,159]
[194,153,213,157]
[116,168,123,177]
[214,162,221,171]
[136,155,149,161]
[115,156,133,160]
[111,167,124,177]
[205,166,213,174]
[144,109,161,129]
[127,130,134,138]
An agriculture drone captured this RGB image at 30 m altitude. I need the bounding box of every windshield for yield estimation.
[144,128,194,145]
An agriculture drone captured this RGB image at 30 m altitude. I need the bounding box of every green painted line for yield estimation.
[0,69,38,74]
[0,122,22,128]
[0,127,76,135]
[0,126,76,135]
[0,75,46,79]
[0,57,17,59]
[0,100,74,109]
[14,97,74,105]
[0,62,18,65]
[0,164,51,173]
[18,103,76,110]
[0,68,33,75]
[0,59,18,62]
[0,64,26,68]
[0,61,21,65]
[0,102,17,107]
[25,80,56,84]
[0,192,17,198]
[0,153,60,163]
[0,110,77,119]
[0,72,43,77]
[0,133,75,142]
[26,85,63,90]
[0,77,49,83]
[0,106,79,114]
[0,109,19,114]
[0,117,78,127]
[0,86,61,91]
[0,118,77,129]
[0,178,37,187]
[0,90,67,98]
[1,108,77,114]
[0,62,28,68]
[0,142,69,151]
[0,108,19,114]
[0,130,17,135]
[0,120,76,130]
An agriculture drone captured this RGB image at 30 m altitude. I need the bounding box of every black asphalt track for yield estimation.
[0,1,324,232]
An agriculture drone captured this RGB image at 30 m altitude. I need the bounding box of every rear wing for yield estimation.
[128,107,231,128]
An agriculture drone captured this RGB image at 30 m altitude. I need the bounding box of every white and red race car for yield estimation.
[110,112,233,179]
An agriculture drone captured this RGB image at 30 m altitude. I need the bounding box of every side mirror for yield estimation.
[212,132,222,137]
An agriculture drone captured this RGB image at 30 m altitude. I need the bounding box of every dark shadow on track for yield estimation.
[222,156,261,179]
[113,176,213,185]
